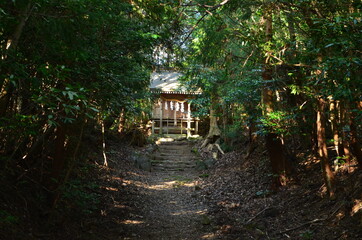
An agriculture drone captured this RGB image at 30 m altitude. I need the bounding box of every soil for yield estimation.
[64,139,215,240]
[1,137,362,240]
[86,139,362,240]
[93,140,215,240]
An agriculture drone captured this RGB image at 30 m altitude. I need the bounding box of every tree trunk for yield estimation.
[222,100,230,145]
[262,7,290,187]
[201,94,221,148]
[329,100,342,157]
[0,1,34,115]
[316,98,335,198]
[246,119,257,158]
[118,108,125,133]
[340,102,352,170]
[349,106,362,168]
[51,125,67,185]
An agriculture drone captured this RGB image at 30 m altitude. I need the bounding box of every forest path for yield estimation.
[116,139,214,240]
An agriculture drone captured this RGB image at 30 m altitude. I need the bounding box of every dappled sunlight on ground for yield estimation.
[351,198,362,216]
[121,174,198,191]
[101,186,118,191]
[201,233,217,239]
[111,169,210,239]
[171,209,207,216]
[91,139,214,239]
[120,220,145,225]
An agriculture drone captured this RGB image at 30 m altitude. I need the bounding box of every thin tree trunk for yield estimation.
[246,119,257,158]
[329,100,342,157]
[340,102,352,170]
[118,108,125,133]
[102,120,108,167]
[316,98,335,198]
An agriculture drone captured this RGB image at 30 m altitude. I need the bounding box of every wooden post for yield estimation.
[196,118,199,135]
[160,99,163,135]
[174,107,177,126]
[152,120,155,134]
[166,119,169,135]
[187,102,191,138]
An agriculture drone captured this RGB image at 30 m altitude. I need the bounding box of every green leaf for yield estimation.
[90,107,99,112]
[325,43,335,48]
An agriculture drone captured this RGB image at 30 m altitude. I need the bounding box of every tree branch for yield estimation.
[180,0,230,45]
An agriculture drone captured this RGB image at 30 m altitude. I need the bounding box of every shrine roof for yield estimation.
[150,71,200,95]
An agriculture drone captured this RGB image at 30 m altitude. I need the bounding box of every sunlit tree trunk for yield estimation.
[202,93,221,148]
[316,98,335,198]
[246,118,257,159]
[262,7,290,187]
[118,108,126,133]
[329,99,342,157]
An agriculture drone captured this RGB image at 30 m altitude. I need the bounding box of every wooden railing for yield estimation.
[151,118,199,136]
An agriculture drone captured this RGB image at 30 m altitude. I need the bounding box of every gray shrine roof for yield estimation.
[150,71,200,94]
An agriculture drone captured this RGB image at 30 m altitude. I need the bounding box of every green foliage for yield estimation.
[0,210,19,225]
[257,111,297,136]
[178,0,361,156]
[0,1,183,230]
[300,230,314,239]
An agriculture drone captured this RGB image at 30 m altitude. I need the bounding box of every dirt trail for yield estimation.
[115,140,213,240]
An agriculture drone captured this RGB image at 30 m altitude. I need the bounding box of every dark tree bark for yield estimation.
[349,106,362,168]
[340,102,352,170]
[51,125,67,184]
[316,98,335,198]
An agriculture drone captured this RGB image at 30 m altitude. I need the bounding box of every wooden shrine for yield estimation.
[150,71,199,137]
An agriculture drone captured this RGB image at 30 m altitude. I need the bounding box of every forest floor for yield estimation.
[1,137,362,239]
[82,138,362,240]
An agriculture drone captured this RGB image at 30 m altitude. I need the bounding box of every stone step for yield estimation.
[152,168,190,172]
[158,141,190,146]
[152,164,196,169]
[158,143,191,147]
[151,140,199,172]
[156,150,193,155]
[152,160,197,164]
[153,155,197,161]
[151,161,196,166]
[152,166,195,171]
[152,158,197,163]
[157,148,191,153]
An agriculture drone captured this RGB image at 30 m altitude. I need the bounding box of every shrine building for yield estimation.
[150,71,200,137]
